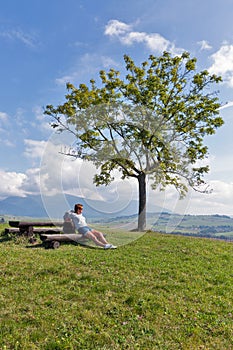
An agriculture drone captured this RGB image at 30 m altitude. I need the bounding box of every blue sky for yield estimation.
[1,0,233,217]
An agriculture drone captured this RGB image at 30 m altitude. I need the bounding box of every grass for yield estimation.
[0,224,233,349]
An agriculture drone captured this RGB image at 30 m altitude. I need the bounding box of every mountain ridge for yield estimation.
[0,194,166,219]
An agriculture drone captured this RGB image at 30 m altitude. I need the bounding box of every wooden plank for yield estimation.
[9,220,63,228]
[33,228,62,233]
[40,233,88,243]
[5,228,20,234]
[18,221,63,227]
[5,227,62,234]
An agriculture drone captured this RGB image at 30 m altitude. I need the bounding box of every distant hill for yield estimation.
[98,212,233,241]
[149,212,233,241]
[0,195,47,217]
[0,194,166,219]
[1,195,233,241]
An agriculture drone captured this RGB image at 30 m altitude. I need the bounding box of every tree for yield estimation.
[44,51,223,231]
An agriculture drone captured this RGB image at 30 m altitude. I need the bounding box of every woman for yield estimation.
[69,203,117,249]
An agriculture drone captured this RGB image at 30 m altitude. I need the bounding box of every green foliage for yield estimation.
[44,51,223,195]
[44,52,224,230]
[0,229,232,349]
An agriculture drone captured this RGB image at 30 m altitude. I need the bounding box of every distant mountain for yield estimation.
[0,195,48,218]
[0,194,166,219]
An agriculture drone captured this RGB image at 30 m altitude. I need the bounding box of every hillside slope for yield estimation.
[0,230,232,349]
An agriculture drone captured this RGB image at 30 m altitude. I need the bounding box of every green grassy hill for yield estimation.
[0,227,232,349]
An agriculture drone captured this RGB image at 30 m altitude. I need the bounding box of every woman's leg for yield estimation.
[84,230,107,247]
[91,229,109,244]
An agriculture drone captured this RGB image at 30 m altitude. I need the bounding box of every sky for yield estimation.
[1,0,233,218]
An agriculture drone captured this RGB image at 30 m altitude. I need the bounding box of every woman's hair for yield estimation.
[74,203,83,212]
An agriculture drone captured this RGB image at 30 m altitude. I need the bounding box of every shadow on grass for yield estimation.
[25,240,96,250]
[0,235,12,243]
[1,231,96,250]
[25,242,44,249]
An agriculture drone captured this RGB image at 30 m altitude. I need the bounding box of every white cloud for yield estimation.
[37,131,233,216]
[186,180,233,216]
[13,29,36,48]
[104,19,132,36]
[0,112,8,122]
[0,166,44,199]
[0,28,38,49]
[37,132,136,215]
[1,160,233,216]
[55,75,74,86]
[39,134,82,196]
[121,31,171,52]
[0,111,18,146]
[0,138,15,147]
[208,44,233,87]
[1,135,233,217]
[55,53,119,86]
[0,112,10,137]
[146,179,233,217]
[21,168,42,194]
[14,108,28,133]
[31,106,51,132]
[104,19,183,54]
[33,106,45,122]
[101,56,119,68]
[0,170,27,199]
[198,40,212,50]
[219,101,233,110]
[24,139,48,159]
[2,108,29,136]
[0,140,51,198]
[1,128,233,217]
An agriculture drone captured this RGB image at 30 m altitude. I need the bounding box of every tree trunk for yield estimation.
[137,172,146,231]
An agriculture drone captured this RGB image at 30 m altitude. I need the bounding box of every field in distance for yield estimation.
[98,213,233,240]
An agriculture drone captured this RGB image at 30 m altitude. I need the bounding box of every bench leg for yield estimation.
[44,240,60,249]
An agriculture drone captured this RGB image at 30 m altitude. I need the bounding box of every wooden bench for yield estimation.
[40,233,89,249]
[5,220,88,248]
[6,220,64,237]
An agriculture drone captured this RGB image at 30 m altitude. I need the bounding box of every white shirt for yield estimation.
[70,212,87,230]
